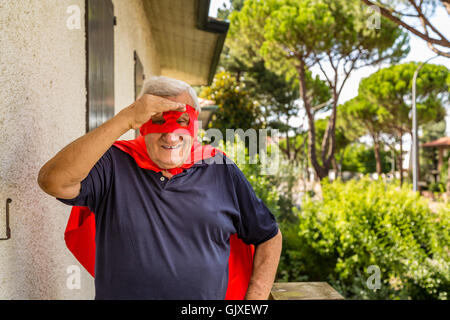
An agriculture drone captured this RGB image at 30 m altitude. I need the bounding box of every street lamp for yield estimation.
[412,55,439,192]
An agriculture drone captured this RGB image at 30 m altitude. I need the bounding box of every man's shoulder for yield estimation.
[195,151,245,180]
[193,150,238,169]
[109,145,141,163]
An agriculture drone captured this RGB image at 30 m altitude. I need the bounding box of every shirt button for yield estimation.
[160,177,165,181]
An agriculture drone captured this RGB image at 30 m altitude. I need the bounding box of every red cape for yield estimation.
[64,136,254,299]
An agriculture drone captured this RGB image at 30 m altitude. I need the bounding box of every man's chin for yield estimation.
[158,157,185,169]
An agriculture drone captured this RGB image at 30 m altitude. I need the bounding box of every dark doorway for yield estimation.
[86,0,115,132]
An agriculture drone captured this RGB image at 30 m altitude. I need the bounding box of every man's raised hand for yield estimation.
[122,94,186,130]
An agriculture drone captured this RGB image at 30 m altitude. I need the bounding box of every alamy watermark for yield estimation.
[366,264,381,291]
[366,5,381,30]
[171,125,281,175]
[66,5,81,30]
[66,265,81,290]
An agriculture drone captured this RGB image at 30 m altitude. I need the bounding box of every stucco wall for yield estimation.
[0,0,94,299]
[0,0,161,299]
[113,0,161,140]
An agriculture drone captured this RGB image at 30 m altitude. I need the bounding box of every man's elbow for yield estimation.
[37,165,79,199]
[37,168,60,197]
[37,165,54,193]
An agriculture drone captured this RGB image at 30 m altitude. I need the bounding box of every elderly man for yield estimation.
[38,76,282,300]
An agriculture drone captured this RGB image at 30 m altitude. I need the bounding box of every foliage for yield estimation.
[360,0,450,58]
[339,96,386,141]
[268,157,303,223]
[420,119,447,186]
[340,143,392,174]
[336,100,368,142]
[229,0,408,82]
[278,132,308,164]
[216,135,281,220]
[438,151,450,188]
[243,59,300,131]
[198,71,262,137]
[359,62,449,135]
[315,118,352,162]
[428,181,446,193]
[228,0,409,179]
[278,178,450,299]
[214,132,302,223]
[216,0,245,20]
[351,62,449,181]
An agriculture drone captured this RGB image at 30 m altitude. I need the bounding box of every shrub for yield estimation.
[428,181,446,193]
[278,177,449,300]
[217,135,281,220]
[340,143,391,174]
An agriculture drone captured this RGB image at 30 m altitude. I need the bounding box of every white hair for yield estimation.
[139,75,201,112]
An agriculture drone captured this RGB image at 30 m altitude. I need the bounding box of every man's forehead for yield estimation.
[164,91,195,106]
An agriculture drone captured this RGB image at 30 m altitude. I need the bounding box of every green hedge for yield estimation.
[277,178,449,300]
[218,136,281,219]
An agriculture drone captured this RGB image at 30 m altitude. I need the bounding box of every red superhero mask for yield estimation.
[139,104,199,139]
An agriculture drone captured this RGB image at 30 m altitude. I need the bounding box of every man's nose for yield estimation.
[162,132,182,143]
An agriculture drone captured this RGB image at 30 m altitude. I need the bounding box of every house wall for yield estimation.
[0,0,93,299]
[0,0,160,299]
[112,0,161,140]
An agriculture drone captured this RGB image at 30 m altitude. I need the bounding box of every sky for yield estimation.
[209,0,228,18]
[208,0,450,163]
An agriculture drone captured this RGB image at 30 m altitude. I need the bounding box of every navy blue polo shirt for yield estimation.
[57,145,278,300]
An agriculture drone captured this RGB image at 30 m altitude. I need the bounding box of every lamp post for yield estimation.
[412,55,438,192]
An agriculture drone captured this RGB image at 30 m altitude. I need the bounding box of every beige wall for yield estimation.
[0,0,93,299]
[0,0,160,299]
[113,0,161,140]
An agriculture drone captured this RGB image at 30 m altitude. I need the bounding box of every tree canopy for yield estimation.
[198,71,262,138]
[228,0,409,179]
[359,62,449,135]
[346,62,449,181]
[361,0,450,58]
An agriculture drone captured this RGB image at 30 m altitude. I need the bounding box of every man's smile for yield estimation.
[161,143,183,150]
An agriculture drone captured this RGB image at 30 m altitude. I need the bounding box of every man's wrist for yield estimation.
[244,281,271,300]
[116,104,135,131]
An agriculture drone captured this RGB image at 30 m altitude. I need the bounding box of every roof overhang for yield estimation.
[421,137,450,148]
[143,0,229,86]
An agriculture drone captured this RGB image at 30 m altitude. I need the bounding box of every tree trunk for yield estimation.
[286,129,291,161]
[391,147,396,177]
[304,137,310,187]
[372,134,382,176]
[296,61,331,180]
[321,90,338,168]
[331,155,338,180]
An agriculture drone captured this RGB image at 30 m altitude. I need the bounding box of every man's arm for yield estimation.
[37,94,186,199]
[245,229,282,300]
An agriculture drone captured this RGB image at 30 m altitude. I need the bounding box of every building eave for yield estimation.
[143,0,229,86]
